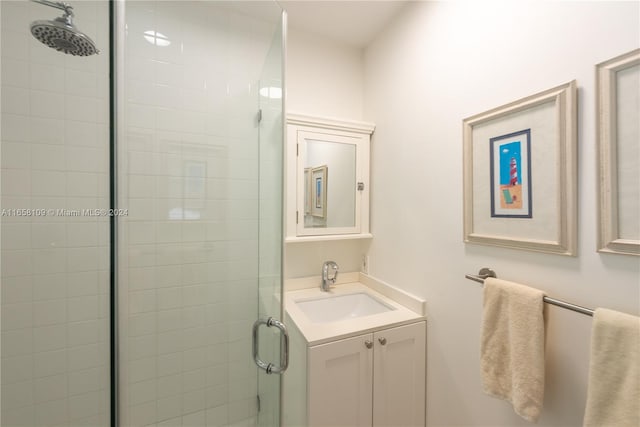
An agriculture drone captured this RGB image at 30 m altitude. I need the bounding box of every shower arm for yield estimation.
[31,0,74,17]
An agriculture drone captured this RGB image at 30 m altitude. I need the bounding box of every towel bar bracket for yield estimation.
[464,267,496,284]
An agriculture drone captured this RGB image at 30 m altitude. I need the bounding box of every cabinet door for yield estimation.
[308,333,374,427]
[373,322,426,427]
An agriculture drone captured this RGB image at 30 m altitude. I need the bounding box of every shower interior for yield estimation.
[0,1,285,426]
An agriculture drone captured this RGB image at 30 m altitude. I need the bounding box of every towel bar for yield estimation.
[466,268,595,317]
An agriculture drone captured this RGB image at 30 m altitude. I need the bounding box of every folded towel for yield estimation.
[583,308,640,427]
[481,277,546,422]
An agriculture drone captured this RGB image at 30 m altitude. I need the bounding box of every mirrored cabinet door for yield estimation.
[285,113,375,241]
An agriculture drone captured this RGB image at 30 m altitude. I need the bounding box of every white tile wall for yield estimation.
[1,1,111,426]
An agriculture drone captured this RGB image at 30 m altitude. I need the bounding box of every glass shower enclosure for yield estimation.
[1,0,286,426]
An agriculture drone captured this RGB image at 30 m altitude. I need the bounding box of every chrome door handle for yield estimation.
[252,317,289,374]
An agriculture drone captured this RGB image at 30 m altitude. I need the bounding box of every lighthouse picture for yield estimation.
[509,157,518,186]
[499,141,522,209]
[490,129,532,218]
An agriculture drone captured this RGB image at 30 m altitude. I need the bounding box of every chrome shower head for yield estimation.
[29,1,99,56]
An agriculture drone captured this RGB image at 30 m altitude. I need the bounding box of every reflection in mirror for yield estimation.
[310,165,327,219]
[304,167,311,215]
[304,139,356,228]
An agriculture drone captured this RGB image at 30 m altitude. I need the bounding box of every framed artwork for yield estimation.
[597,49,640,256]
[311,165,328,218]
[463,81,577,255]
[490,129,532,218]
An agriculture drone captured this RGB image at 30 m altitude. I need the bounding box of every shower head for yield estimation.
[30,1,99,56]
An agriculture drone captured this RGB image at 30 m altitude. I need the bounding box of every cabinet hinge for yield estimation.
[257,394,261,412]
[296,143,299,156]
[296,211,299,224]
[257,109,263,123]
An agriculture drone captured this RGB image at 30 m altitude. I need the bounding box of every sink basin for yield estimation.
[295,292,395,323]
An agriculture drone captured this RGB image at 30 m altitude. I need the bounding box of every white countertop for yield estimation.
[285,277,426,346]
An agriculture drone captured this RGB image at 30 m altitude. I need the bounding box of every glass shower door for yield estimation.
[118,1,285,426]
[255,12,286,427]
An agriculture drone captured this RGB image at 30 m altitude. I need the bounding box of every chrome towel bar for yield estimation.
[466,268,595,317]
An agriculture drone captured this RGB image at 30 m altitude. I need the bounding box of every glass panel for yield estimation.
[257,13,285,427]
[0,1,111,425]
[118,1,283,426]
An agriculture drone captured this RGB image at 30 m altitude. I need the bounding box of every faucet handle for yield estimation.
[327,261,339,282]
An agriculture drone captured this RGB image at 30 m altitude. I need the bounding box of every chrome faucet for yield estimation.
[321,261,339,292]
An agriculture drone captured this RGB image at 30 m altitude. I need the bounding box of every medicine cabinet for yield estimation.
[285,113,375,242]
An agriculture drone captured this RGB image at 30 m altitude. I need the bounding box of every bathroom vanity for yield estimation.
[283,274,427,427]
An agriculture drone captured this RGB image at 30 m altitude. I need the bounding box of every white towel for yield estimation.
[583,308,640,427]
[481,277,546,423]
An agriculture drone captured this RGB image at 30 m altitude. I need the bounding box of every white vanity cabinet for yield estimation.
[306,321,426,427]
[282,279,427,427]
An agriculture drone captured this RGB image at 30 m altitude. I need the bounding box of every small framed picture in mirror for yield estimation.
[311,165,328,218]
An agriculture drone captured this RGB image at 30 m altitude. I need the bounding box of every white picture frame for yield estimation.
[463,81,578,255]
[597,49,640,256]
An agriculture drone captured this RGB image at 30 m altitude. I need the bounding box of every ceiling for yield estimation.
[280,1,408,48]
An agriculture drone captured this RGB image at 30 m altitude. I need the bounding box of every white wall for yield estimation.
[364,1,639,426]
[287,27,364,120]
[285,26,368,279]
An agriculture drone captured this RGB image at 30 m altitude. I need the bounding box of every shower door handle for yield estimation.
[252,317,289,374]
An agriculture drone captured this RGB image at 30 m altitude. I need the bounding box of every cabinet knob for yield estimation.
[364,340,373,349]
[378,337,387,345]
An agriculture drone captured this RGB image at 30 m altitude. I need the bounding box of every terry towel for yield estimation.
[583,308,640,427]
[481,277,546,422]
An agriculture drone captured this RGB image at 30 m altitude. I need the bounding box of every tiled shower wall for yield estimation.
[119,2,281,426]
[1,1,111,426]
[1,1,282,425]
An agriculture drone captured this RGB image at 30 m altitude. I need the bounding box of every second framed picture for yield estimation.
[596,49,640,256]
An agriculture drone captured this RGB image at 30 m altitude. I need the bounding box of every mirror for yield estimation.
[304,139,357,228]
[286,113,374,241]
